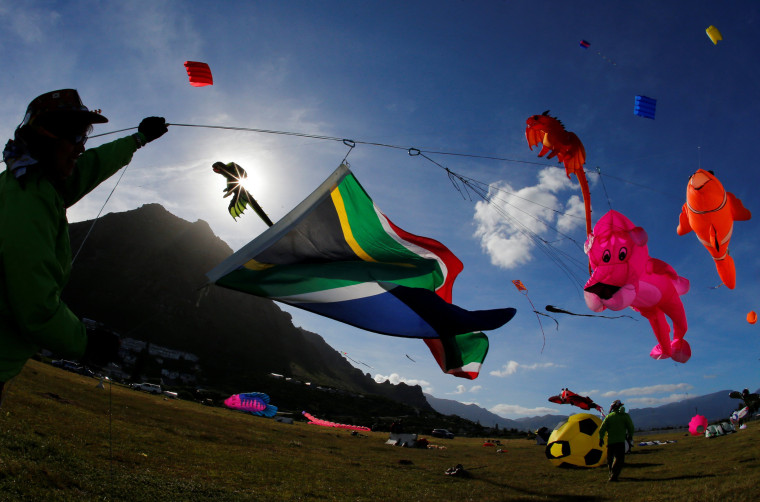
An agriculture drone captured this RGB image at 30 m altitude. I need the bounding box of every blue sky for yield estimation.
[2,1,758,419]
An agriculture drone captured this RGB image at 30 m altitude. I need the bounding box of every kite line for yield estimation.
[72,121,681,279]
[0,121,692,201]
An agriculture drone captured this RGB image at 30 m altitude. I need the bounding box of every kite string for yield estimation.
[87,122,683,201]
[71,162,131,264]
[596,166,613,211]
[341,139,355,165]
[86,122,605,286]
[520,291,546,353]
[108,378,114,498]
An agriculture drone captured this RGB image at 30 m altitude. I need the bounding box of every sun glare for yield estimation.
[238,175,259,194]
[210,153,269,198]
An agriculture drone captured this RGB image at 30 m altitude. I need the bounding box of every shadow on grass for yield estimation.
[624,474,716,482]
[471,475,606,501]
[625,462,663,468]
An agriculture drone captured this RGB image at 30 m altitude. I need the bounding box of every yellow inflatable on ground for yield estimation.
[545,413,606,468]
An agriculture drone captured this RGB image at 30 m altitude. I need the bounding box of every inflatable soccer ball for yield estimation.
[545,413,606,468]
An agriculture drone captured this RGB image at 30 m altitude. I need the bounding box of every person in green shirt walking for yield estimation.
[0,89,168,406]
[598,399,635,482]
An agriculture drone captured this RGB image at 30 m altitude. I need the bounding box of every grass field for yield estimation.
[1,360,757,501]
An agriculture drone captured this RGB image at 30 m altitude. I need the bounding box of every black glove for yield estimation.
[138,117,168,143]
[82,324,121,367]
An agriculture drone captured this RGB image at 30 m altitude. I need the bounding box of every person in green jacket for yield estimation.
[0,89,168,406]
[598,399,635,482]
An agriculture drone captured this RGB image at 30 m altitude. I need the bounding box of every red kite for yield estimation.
[525,111,591,238]
[548,388,605,416]
[184,61,213,87]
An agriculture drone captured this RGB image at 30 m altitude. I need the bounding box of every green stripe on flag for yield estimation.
[217,260,441,297]
[338,174,446,288]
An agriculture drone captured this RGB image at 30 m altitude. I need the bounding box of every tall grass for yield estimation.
[1,360,757,501]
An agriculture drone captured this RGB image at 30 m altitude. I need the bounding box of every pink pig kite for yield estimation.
[583,210,691,363]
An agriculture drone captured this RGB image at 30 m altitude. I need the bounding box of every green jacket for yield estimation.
[599,407,635,444]
[0,135,143,381]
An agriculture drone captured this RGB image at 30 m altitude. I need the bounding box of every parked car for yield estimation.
[132,382,162,394]
[52,360,94,377]
[431,428,455,439]
[52,359,78,370]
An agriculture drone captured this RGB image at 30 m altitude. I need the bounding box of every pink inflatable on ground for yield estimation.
[301,411,371,432]
[584,210,691,363]
[224,392,278,417]
[689,414,708,436]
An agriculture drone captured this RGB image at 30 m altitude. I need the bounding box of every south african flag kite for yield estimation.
[206,164,515,378]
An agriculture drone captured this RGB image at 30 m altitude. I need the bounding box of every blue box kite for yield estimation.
[634,95,656,120]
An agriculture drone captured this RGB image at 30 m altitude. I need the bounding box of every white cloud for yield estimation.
[601,383,693,397]
[446,384,482,395]
[374,373,432,393]
[489,360,561,377]
[472,167,586,269]
[625,394,691,406]
[490,361,519,376]
[490,404,558,416]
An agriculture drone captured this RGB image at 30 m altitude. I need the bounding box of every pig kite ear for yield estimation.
[584,233,594,255]
[630,227,648,246]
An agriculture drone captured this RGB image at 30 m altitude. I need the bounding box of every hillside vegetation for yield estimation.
[1,361,757,501]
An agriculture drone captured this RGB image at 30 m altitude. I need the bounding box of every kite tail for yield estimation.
[249,196,274,227]
[574,168,592,275]
[576,169,592,238]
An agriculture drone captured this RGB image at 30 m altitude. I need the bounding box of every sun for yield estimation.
[238,175,258,194]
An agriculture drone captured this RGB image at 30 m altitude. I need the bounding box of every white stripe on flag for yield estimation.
[273,282,395,304]
[373,207,450,283]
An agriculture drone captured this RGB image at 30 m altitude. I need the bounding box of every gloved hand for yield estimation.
[82,324,121,367]
[138,117,168,143]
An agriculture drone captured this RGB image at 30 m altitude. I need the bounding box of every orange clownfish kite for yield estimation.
[677,169,751,289]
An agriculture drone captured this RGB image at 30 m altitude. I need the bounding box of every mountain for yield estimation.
[423,394,568,431]
[425,389,757,432]
[424,393,523,430]
[64,203,430,410]
[626,389,754,430]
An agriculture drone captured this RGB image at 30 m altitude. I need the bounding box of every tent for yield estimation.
[535,427,551,445]
[705,422,736,438]
[386,433,419,447]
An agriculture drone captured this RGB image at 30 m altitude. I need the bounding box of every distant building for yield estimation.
[119,337,200,385]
